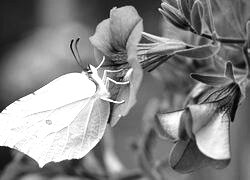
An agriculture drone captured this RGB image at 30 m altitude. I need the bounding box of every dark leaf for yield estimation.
[213,57,245,75]
[175,42,220,59]
[246,20,250,48]
[191,0,204,34]
[179,0,191,22]
[162,0,178,9]
[200,0,215,33]
[160,2,189,30]
[191,73,232,86]
[224,61,235,81]
[188,0,195,10]
[213,0,245,37]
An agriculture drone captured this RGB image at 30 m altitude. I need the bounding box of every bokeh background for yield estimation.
[0,0,250,180]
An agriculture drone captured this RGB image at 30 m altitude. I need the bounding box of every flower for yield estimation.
[137,31,221,71]
[138,32,187,71]
[89,6,143,126]
[155,62,242,173]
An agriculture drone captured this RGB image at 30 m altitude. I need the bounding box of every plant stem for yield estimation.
[201,33,246,44]
[243,44,250,79]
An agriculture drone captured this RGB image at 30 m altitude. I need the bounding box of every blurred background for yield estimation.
[0,0,250,180]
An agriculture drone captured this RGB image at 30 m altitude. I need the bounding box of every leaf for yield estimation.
[0,71,111,167]
[213,0,244,37]
[179,0,192,22]
[224,61,235,81]
[142,32,185,44]
[140,32,187,55]
[191,0,204,34]
[200,0,215,33]
[191,73,232,86]
[246,20,250,48]
[175,42,220,59]
[213,57,246,75]
[162,0,178,9]
[169,139,230,173]
[159,2,189,30]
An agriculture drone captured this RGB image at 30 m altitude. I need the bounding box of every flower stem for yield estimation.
[201,33,246,44]
[243,44,250,79]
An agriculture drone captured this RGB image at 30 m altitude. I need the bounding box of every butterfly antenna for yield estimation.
[75,38,85,68]
[70,39,84,69]
[96,56,106,70]
[70,39,78,63]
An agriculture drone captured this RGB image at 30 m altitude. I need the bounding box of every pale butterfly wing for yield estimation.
[0,72,111,167]
[1,72,96,118]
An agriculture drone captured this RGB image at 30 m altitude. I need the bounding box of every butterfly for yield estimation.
[0,38,129,167]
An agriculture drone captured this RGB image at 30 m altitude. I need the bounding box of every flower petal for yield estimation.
[126,18,143,56]
[188,103,217,134]
[109,12,143,126]
[89,19,113,56]
[155,110,185,141]
[109,64,143,126]
[169,139,230,173]
[110,6,142,51]
[196,112,231,160]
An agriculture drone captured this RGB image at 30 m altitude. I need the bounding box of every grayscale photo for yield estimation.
[0,0,249,179]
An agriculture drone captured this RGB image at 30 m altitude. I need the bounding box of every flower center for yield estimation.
[110,52,128,64]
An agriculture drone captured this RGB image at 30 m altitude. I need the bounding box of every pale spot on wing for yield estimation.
[46,120,52,125]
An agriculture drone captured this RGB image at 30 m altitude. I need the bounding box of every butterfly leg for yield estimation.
[106,77,129,85]
[100,67,130,104]
[102,69,124,82]
[101,77,129,104]
[100,97,125,104]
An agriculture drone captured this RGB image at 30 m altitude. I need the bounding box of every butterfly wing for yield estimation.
[1,72,96,118]
[0,72,110,167]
